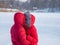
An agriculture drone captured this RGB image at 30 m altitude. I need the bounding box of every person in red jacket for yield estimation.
[10,12,38,45]
[24,11,38,45]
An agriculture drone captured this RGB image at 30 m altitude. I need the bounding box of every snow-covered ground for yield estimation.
[0,12,60,45]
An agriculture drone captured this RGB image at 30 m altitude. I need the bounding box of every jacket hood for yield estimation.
[14,12,35,27]
[30,14,35,26]
[14,12,25,25]
[24,14,35,28]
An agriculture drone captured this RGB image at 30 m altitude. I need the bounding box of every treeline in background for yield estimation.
[0,0,60,12]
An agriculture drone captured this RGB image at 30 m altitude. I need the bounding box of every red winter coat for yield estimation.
[10,12,38,45]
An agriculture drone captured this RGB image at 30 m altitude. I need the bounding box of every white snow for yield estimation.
[0,12,60,45]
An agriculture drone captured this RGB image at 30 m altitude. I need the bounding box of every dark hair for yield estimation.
[24,11,31,28]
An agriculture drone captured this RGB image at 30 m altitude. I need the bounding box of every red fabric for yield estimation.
[26,25,38,45]
[10,12,38,45]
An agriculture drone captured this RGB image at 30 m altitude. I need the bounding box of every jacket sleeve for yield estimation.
[27,25,38,44]
[17,26,31,45]
[10,25,21,45]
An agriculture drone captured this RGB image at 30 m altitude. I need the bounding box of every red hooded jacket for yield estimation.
[10,12,38,45]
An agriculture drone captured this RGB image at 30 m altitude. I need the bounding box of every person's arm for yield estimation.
[17,26,31,45]
[27,25,38,44]
[11,39,21,45]
[10,25,21,45]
